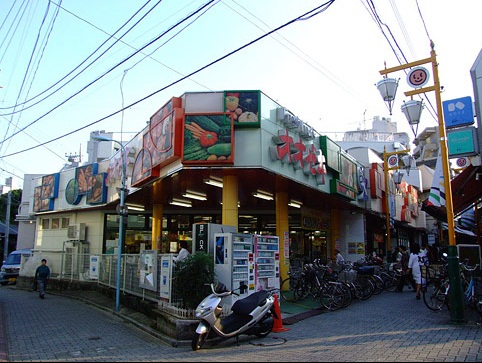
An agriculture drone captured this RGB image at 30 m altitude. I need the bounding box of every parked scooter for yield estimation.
[192,282,278,350]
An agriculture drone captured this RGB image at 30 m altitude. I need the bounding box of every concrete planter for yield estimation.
[152,309,198,344]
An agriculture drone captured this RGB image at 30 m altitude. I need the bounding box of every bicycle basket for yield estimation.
[421,264,443,280]
[418,255,430,267]
[338,269,356,283]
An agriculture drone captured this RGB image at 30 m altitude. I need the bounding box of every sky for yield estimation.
[0,0,481,190]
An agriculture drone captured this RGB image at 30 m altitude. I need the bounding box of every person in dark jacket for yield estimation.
[35,259,51,299]
[396,245,414,292]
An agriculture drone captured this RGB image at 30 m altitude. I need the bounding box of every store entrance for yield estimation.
[306,230,328,264]
[287,230,328,268]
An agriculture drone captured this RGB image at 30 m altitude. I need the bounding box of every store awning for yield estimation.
[451,164,482,216]
[421,164,482,221]
[441,222,477,237]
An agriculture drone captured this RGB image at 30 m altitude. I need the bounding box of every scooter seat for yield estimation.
[231,290,269,316]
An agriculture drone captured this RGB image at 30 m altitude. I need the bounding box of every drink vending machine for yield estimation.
[253,234,280,292]
[213,233,281,303]
[192,223,236,254]
[213,233,255,305]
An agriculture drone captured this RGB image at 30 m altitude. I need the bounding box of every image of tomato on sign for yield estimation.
[224,90,260,128]
[183,113,234,164]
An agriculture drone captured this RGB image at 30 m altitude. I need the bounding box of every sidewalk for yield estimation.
[0,302,7,362]
[0,285,314,361]
[2,285,482,361]
[19,287,315,344]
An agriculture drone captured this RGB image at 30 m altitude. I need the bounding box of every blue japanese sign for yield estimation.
[442,96,474,128]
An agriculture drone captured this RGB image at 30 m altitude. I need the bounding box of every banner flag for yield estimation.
[427,151,445,207]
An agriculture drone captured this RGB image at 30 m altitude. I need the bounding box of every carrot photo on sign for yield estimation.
[183,114,233,163]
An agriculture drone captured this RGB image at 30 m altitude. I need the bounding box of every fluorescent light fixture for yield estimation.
[252,190,274,201]
[182,190,207,201]
[169,198,192,208]
[126,203,145,211]
[288,200,303,208]
[203,176,223,188]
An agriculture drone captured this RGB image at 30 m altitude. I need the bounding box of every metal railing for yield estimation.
[19,250,191,317]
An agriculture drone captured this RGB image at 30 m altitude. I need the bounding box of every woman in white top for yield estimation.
[408,242,422,300]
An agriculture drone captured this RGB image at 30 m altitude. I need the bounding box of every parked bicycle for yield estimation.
[460,262,482,319]
[331,261,375,301]
[421,252,449,311]
[279,259,351,311]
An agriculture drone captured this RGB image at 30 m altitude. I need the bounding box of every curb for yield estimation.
[0,301,8,362]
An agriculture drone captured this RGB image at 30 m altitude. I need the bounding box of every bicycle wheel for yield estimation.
[280,276,308,302]
[354,275,374,300]
[370,275,384,295]
[423,280,448,311]
[320,283,345,311]
[475,293,482,315]
[383,271,400,292]
[280,277,298,302]
[337,282,353,308]
[378,271,394,290]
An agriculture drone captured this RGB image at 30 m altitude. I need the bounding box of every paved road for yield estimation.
[1,285,482,362]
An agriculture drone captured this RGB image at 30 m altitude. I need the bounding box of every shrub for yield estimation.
[173,252,214,309]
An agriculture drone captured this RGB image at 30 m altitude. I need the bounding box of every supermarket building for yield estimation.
[28,90,423,282]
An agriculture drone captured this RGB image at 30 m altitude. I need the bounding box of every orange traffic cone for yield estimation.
[272,293,290,332]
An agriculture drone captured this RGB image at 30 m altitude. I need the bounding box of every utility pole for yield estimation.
[3,177,12,261]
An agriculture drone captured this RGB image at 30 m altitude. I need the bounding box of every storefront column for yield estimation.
[331,209,341,262]
[276,191,289,282]
[222,175,238,230]
[151,180,163,252]
[152,204,163,251]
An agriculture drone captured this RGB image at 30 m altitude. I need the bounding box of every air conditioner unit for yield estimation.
[67,223,86,240]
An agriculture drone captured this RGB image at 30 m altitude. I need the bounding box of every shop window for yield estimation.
[127,214,147,228]
[61,218,70,228]
[41,219,50,230]
[104,213,153,254]
[51,218,60,229]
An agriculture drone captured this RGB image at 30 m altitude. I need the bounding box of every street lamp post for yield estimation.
[383,147,410,257]
[93,135,127,313]
[377,41,465,323]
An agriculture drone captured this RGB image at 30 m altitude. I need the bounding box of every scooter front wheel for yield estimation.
[192,332,208,351]
[255,314,274,338]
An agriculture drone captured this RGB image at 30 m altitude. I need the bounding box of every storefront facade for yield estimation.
[30,90,422,280]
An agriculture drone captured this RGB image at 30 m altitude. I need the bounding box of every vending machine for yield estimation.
[213,233,255,304]
[253,234,280,292]
[192,223,236,255]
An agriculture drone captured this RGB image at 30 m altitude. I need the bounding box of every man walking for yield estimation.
[35,259,50,299]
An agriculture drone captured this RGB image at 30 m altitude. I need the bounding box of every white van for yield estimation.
[0,249,32,285]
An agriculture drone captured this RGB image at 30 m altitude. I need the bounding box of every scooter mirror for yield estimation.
[214,282,227,293]
[239,284,248,294]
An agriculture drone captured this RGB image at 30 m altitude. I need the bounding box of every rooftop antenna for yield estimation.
[65,152,80,167]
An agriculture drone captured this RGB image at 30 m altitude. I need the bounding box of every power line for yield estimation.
[0,0,219,147]
[1,0,336,159]
[363,0,438,125]
[0,0,161,113]
[2,0,63,157]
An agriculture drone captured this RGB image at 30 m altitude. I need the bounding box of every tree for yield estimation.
[0,189,22,225]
